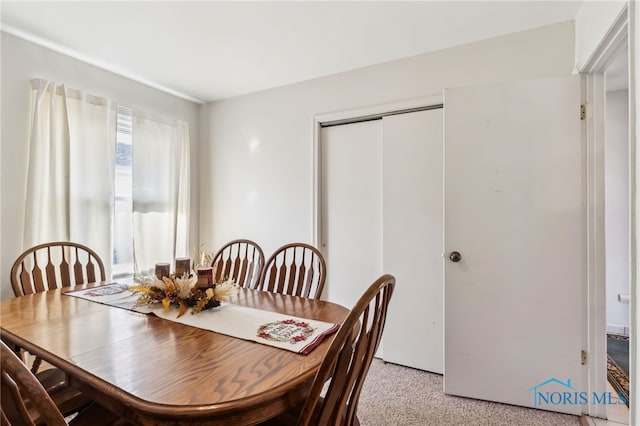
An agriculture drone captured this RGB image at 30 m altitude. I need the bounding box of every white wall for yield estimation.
[574,0,627,71]
[0,32,201,300]
[201,22,576,256]
[605,89,630,334]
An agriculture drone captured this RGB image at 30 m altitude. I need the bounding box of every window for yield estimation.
[112,106,134,278]
[26,79,190,281]
[112,107,190,278]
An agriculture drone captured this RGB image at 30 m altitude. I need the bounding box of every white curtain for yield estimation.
[24,80,71,245]
[175,121,191,259]
[67,89,116,273]
[24,80,115,276]
[131,112,190,276]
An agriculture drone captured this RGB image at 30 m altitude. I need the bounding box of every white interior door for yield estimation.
[321,121,383,311]
[382,109,444,373]
[444,76,584,415]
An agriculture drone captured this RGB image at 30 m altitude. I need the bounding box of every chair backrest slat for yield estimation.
[31,257,45,293]
[1,370,33,425]
[223,252,233,279]
[318,340,354,423]
[257,243,326,300]
[18,263,34,295]
[45,248,57,290]
[73,248,84,285]
[297,274,395,426]
[86,258,97,284]
[276,259,287,293]
[266,264,277,290]
[232,254,241,280]
[59,249,71,287]
[298,263,309,297]
[286,261,298,295]
[238,258,249,284]
[212,259,223,283]
[210,239,265,288]
[303,268,315,298]
[10,242,106,297]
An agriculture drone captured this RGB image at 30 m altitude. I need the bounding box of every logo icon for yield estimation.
[528,378,627,407]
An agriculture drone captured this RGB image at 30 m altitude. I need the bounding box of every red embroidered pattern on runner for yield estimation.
[83,284,129,297]
[257,319,315,344]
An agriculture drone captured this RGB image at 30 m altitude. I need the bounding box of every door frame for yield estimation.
[581,4,629,419]
[311,94,443,248]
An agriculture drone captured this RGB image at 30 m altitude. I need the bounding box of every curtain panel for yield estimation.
[131,112,190,276]
[67,88,116,274]
[25,80,115,278]
[24,80,71,246]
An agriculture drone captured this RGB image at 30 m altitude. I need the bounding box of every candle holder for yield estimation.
[155,263,170,280]
[196,267,214,288]
[175,257,191,277]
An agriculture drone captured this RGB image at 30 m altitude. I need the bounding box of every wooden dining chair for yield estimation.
[10,241,106,297]
[10,241,106,373]
[257,243,326,299]
[7,242,106,419]
[210,239,265,288]
[263,274,395,426]
[1,339,67,425]
[1,340,127,426]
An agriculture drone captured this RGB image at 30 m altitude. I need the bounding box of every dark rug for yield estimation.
[607,334,629,407]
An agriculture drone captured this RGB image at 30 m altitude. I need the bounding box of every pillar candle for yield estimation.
[175,257,191,277]
[197,267,214,288]
[155,263,170,280]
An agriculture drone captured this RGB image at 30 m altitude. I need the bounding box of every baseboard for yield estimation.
[580,415,597,426]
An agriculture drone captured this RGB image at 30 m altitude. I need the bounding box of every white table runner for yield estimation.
[65,283,339,354]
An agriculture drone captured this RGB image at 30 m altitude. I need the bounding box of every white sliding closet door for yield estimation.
[321,121,383,311]
[382,109,444,373]
[320,108,444,368]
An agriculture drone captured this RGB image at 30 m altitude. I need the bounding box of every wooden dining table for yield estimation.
[0,284,349,425]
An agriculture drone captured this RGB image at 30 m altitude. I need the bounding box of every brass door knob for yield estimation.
[449,251,462,262]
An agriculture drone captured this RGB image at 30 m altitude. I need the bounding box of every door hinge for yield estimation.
[581,350,587,365]
[580,105,586,120]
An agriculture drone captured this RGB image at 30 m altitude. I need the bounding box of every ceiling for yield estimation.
[1,1,586,103]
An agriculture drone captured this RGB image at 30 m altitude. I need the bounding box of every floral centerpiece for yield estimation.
[129,274,238,318]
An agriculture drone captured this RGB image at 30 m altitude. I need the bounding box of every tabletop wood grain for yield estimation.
[0,285,349,425]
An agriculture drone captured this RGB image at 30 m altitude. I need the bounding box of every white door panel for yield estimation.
[321,121,383,310]
[443,76,584,414]
[382,109,444,373]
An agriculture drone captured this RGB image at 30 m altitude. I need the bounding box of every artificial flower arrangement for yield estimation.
[129,273,238,318]
[195,243,214,269]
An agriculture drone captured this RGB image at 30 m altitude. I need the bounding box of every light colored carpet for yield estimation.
[358,359,581,426]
